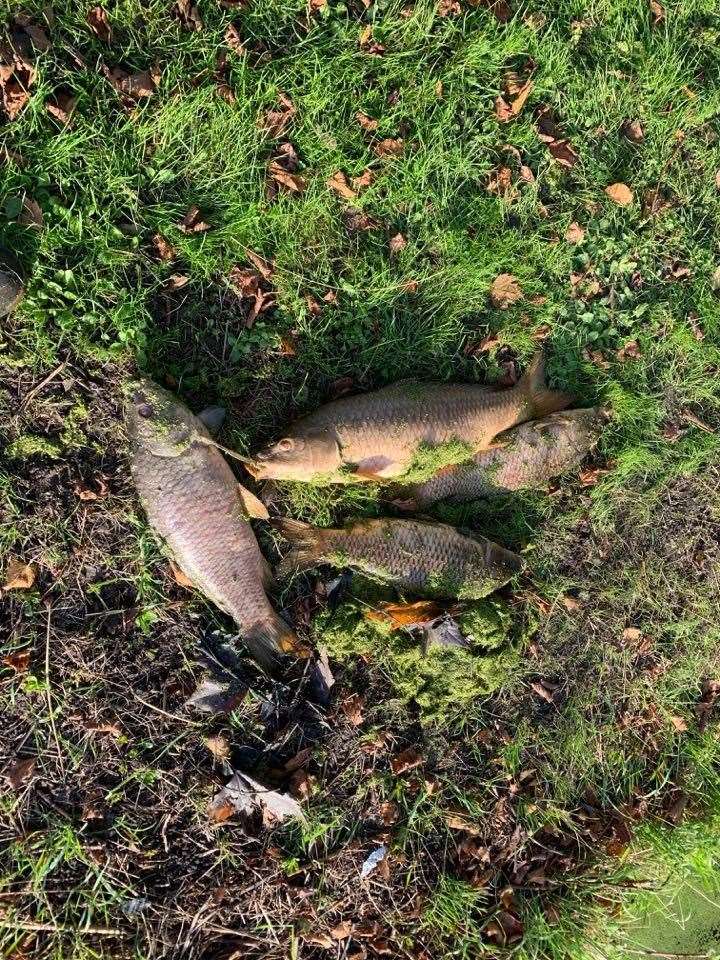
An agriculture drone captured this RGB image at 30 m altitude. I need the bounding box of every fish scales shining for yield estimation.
[399,408,606,508]
[276,517,522,600]
[127,379,303,668]
[252,353,572,482]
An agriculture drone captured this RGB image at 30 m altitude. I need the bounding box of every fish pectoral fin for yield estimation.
[197,405,226,435]
[237,484,270,520]
[353,455,401,480]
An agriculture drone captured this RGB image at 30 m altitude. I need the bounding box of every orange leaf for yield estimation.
[3,559,37,591]
[489,273,523,309]
[605,182,634,206]
[565,221,585,244]
[390,747,423,774]
[170,561,194,589]
[327,171,356,200]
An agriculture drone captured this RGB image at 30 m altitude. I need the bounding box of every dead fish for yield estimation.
[395,408,606,509]
[0,267,24,317]
[126,378,306,668]
[251,352,572,482]
[275,517,523,600]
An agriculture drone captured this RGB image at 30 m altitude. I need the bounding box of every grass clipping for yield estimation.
[317,591,519,721]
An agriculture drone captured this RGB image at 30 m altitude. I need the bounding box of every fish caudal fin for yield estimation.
[519,353,573,419]
[244,614,311,668]
[274,518,327,579]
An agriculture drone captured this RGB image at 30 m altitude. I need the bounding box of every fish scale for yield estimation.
[276,517,523,599]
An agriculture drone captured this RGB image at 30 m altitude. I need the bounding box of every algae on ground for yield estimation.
[6,435,62,459]
[317,591,519,722]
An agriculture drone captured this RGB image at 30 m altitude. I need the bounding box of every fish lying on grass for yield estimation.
[126,379,307,668]
[0,267,24,317]
[251,353,572,483]
[394,408,606,509]
[275,517,523,599]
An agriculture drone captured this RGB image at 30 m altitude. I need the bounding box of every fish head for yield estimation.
[251,430,341,481]
[125,379,199,458]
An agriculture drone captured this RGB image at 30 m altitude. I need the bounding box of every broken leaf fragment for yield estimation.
[208,771,306,827]
[565,221,585,244]
[6,756,36,790]
[327,171,356,201]
[390,747,423,774]
[87,6,112,42]
[489,273,523,309]
[3,559,37,591]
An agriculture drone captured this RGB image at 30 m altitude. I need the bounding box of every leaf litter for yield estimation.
[208,771,306,827]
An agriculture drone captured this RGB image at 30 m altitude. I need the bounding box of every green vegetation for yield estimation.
[2,0,720,958]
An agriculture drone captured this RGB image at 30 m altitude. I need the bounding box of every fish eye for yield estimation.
[138,403,154,419]
[276,438,295,452]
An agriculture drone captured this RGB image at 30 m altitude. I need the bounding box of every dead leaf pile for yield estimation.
[208,771,306,828]
[536,106,578,168]
[261,93,296,140]
[489,273,523,309]
[267,142,306,199]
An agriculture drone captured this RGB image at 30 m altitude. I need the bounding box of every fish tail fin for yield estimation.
[518,352,573,418]
[244,614,312,668]
[274,518,327,579]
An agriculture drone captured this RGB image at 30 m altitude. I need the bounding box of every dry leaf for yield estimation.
[352,168,375,190]
[6,757,35,790]
[605,182,634,206]
[340,693,365,726]
[357,111,378,131]
[18,197,43,228]
[105,65,159,101]
[378,800,399,824]
[489,273,523,309]
[365,600,443,628]
[578,464,611,486]
[389,232,407,255]
[327,171,356,200]
[547,138,578,167]
[16,17,50,51]
[46,90,77,124]
[496,78,533,123]
[205,735,231,760]
[3,649,31,673]
[374,138,404,158]
[152,233,176,262]
[267,161,306,195]
[0,54,36,121]
[616,340,641,361]
[87,6,112,42]
[179,204,210,233]
[359,26,385,54]
[650,0,664,26]
[173,0,204,30]
[3,559,37,591]
[225,23,245,56]
[565,221,585,244]
[669,715,688,733]
[390,747,423,775]
[622,119,644,144]
[169,560,194,588]
[261,93,295,139]
[166,274,190,290]
[530,681,555,703]
[437,0,461,15]
[209,771,306,827]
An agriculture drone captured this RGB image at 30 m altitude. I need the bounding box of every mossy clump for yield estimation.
[7,435,62,459]
[402,440,476,484]
[317,594,518,722]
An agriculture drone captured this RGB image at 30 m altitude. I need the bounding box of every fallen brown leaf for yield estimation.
[622,119,644,144]
[267,142,306,197]
[390,747,423,775]
[330,921,353,941]
[3,559,37,591]
[616,340,641,361]
[87,6,112,42]
[173,0,203,30]
[378,800,399,824]
[489,273,523,309]
[340,693,365,726]
[6,757,36,790]
[170,561,194,589]
[605,182,633,206]
[650,0,664,26]
[152,233,176,262]
[261,92,295,139]
[468,0,511,20]
[389,232,407,255]
[244,248,275,280]
[179,204,210,233]
[166,274,190,290]
[352,168,375,191]
[225,23,246,56]
[496,78,533,123]
[289,769,314,800]
[14,14,50,51]
[105,65,159,101]
[356,110,378,131]
[359,26,385,54]
[565,221,585,244]
[486,166,513,196]
[578,464,611,486]
[669,715,688,733]
[343,209,380,233]
[228,265,275,326]
[205,735,231,760]
[3,649,31,673]
[547,138,578,167]
[46,90,77,124]
[18,197,43,228]
[374,138,404,158]
[366,600,444,629]
[437,0,461,15]
[327,171,356,200]
[0,52,36,121]
[530,680,555,703]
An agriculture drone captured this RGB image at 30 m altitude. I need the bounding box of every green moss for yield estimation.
[402,440,476,484]
[317,594,518,722]
[60,402,89,450]
[6,435,62,459]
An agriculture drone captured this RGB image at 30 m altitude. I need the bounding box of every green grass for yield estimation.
[2,0,720,957]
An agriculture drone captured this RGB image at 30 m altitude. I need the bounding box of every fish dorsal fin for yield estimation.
[237,484,270,520]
